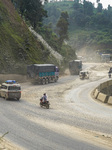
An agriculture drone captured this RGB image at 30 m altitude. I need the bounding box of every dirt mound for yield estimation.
[90,63,112,71]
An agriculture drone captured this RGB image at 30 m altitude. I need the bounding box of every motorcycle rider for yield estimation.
[40,93,50,109]
[108,71,111,78]
[40,93,48,103]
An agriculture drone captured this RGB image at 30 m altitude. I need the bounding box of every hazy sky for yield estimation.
[87,0,112,8]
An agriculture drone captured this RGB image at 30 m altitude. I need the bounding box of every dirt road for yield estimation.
[0,63,112,149]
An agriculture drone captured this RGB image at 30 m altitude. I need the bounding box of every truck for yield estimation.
[101,54,110,62]
[69,60,82,75]
[27,64,59,84]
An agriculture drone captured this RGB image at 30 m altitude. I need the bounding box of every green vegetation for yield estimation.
[0,0,59,74]
[35,24,76,65]
[43,0,112,56]
[56,11,69,47]
[0,0,77,74]
[13,0,76,64]
[1,0,112,76]
[0,132,9,140]
[13,0,47,29]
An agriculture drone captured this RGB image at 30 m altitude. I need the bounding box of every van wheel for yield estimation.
[5,96,8,100]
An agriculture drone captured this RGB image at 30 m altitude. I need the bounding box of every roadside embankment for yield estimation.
[93,80,112,105]
[0,74,27,83]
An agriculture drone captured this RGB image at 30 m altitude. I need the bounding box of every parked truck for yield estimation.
[69,60,82,75]
[27,64,59,84]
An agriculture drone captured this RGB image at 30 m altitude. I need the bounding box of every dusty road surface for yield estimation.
[0,63,112,150]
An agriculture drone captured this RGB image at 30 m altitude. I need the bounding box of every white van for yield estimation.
[0,80,21,100]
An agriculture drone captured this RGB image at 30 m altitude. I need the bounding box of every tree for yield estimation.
[83,0,94,16]
[43,4,61,30]
[73,0,81,10]
[15,0,47,29]
[56,12,69,46]
[108,5,112,11]
[97,3,103,13]
[96,0,100,3]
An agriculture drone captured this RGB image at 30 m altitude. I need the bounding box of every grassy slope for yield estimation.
[0,0,58,74]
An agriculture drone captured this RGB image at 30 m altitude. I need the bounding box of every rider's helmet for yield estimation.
[44,93,46,95]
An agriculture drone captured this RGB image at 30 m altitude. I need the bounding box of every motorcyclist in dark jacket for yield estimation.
[108,71,111,78]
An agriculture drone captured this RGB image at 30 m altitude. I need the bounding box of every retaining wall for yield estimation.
[108,97,112,105]
[93,80,112,105]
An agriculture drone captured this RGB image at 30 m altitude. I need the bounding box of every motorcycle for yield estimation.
[40,99,50,109]
[108,71,111,78]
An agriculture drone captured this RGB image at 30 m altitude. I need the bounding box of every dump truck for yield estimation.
[69,60,82,75]
[101,54,110,62]
[27,64,59,84]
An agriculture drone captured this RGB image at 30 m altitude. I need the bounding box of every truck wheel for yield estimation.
[55,77,58,82]
[48,78,51,83]
[45,78,48,84]
[52,77,55,82]
[42,79,46,85]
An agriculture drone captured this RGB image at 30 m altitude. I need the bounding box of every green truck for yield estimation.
[69,60,82,75]
[27,64,59,84]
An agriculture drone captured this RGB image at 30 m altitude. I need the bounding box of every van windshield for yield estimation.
[8,86,21,90]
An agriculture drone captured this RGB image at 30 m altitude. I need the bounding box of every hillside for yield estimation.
[0,0,62,74]
[43,1,112,61]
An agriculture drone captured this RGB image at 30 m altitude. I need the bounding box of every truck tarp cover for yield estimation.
[27,64,55,73]
[69,60,82,67]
